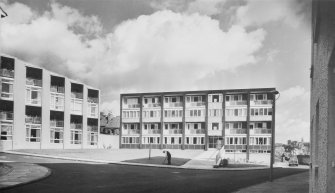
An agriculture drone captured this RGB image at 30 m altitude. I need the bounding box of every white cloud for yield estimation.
[236,0,305,27]
[150,0,226,16]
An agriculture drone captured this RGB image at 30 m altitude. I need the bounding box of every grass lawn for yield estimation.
[122,156,190,166]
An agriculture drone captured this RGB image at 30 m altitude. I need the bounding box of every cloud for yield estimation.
[150,0,227,16]
[1,2,266,116]
[235,0,308,28]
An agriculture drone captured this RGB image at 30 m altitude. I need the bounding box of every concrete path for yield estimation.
[234,171,309,193]
[0,162,51,190]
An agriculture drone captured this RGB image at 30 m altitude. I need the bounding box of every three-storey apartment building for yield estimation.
[120,88,277,160]
[0,54,100,150]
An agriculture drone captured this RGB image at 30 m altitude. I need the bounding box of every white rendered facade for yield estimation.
[120,89,277,162]
[0,54,100,150]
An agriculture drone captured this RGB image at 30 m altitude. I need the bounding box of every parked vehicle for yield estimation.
[288,156,299,166]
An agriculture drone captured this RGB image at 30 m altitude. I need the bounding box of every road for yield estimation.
[1,153,307,193]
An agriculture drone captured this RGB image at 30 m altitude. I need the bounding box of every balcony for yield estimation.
[251,100,272,105]
[228,129,247,134]
[0,69,14,78]
[186,102,206,107]
[87,97,98,103]
[143,103,161,108]
[25,116,41,124]
[70,123,82,130]
[50,86,65,93]
[0,111,13,121]
[50,120,64,127]
[186,129,205,134]
[253,128,272,134]
[71,92,83,99]
[87,125,98,132]
[163,129,183,135]
[164,102,183,108]
[124,129,140,135]
[143,129,161,135]
[26,78,42,87]
[225,101,247,106]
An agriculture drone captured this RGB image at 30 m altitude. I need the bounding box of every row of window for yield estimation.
[122,108,273,118]
[23,125,98,145]
[121,136,205,145]
[122,122,272,131]
[123,93,272,106]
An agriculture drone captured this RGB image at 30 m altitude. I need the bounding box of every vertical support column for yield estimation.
[119,95,123,149]
[139,95,143,149]
[82,86,88,149]
[222,92,226,147]
[246,92,251,162]
[41,70,50,149]
[97,90,100,149]
[63,80,71,149]
[13,59,26,149]
[182,94,186,150]
[270,92,276,181]
[205,93,209,151]
[160,95,164,149]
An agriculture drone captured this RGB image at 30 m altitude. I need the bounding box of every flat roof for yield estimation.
[121,88,277,97]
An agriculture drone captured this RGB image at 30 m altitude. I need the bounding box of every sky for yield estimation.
[0,0,311,143]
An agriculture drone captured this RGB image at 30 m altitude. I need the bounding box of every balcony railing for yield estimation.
[229,129,247,134]
[0,111,13,121]
[147,129,161,134]
[252,100,272,105]
[254,128,272,134]
[226,101,247,105]
[166,129,182,134]
[0,69,14,78]
[26,98,41,105]
[126,129,140,135]
[70,123,82,130]
[125,104,141,108]
[187,102,206,107]
[188,129,205,134]
[88,97,99,103]
[25,116,42,124]
[165,102,183,107]
[87,125,98,132]
[50,86,65,93]
[26,78,42,87]
[71,92,83,99]
[143,103,161,108]
[50,120,64,127]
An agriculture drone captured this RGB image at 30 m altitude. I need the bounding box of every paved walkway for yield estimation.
[234,171,309,193]
[0,150,309,192]
[0,162,51,190]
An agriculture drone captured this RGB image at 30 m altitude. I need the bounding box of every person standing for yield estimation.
[163,150,172,165]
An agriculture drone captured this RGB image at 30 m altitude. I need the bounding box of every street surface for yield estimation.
[1,153,307,193]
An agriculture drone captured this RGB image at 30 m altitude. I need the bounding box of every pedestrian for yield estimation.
[163,150,172,165]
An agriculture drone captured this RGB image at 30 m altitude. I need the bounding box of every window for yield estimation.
[71,98,83,113]
[1,79,13,99]
[26,125,41,142]
[212,95,219,102]
[193,137,197,144]
[70,130,82,144]
[212,123,219,130]
[0,124,13,140]
[50,128,63,143]
[186,137,189,144]
[26,87,42,105]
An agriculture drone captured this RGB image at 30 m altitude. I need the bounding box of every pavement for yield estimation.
[0,149,310,192]
[0,162,51,190]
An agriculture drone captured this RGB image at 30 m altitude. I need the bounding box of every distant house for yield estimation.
[100,114,119,135]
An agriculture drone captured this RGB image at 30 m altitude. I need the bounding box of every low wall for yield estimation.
[98,134,119,149]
